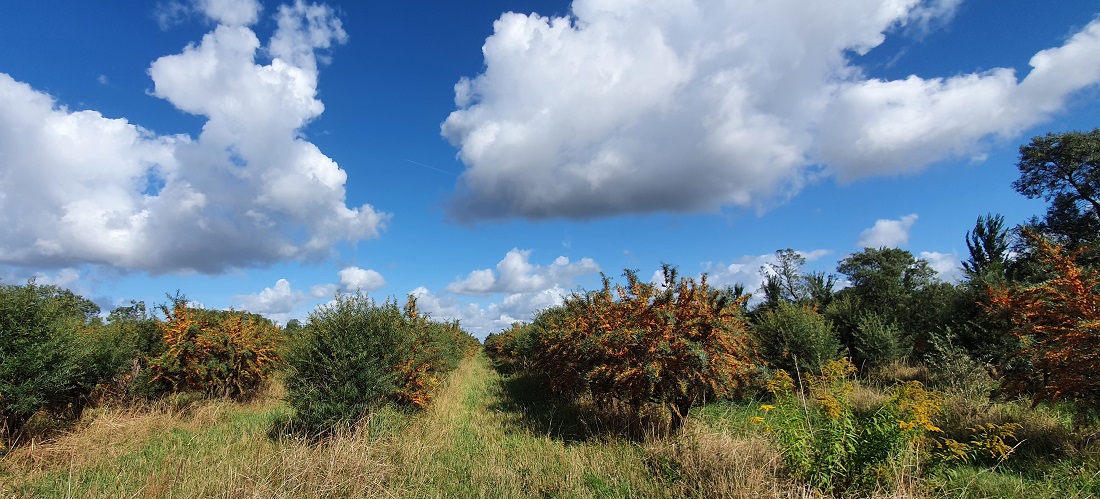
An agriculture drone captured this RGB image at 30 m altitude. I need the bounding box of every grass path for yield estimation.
[386,353,671,497]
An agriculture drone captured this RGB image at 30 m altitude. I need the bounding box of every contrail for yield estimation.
[404,159,456,175]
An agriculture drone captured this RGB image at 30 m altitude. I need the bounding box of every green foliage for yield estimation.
[755,359,917,494]
[825,296,903,370]
[837,247,936,319]
[751,302,840,374]
[834,247,961,359]
[964,213,1011,280]
[283,292,476,436]
[1013,129,1100,252]
[850,311,904,370]
[284,293,404,435]
[0,281,125,444]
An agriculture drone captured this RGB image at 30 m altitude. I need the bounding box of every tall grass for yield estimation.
[10,352,1097,497]
[2,354,800,498]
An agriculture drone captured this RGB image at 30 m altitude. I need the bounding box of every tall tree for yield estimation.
[963,213,1011,281]
[835,247,948,356]
[758,249,837,309]
[836,247,935,317]
[1013,129,1100,249]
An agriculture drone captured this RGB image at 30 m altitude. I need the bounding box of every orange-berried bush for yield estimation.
[532,265,759,430]
[988,231,1100,419]
[146,301,281,399]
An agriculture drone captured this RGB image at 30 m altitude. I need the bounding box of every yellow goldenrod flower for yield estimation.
[760,404,775,412]
[749,416,765,424]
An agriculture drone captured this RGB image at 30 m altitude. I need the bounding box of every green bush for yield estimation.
[851,312,904,370]
[283,293,476,436]
[751,302,841,374]
[0,282,127,444]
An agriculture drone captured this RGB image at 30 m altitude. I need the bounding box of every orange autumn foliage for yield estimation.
[987,231,1100,414]
[532,265,759,429]
[147,301,281,398]
[392,297,479,408]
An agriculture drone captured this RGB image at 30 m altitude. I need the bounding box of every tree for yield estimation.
[1013,129,1100,249]
[988,231,1100,421]
[835,248,945,357]
[963,213,1011,281]
[758,249,837,310]
[836,247,936,318]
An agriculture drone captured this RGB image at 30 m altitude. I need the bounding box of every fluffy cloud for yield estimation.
[409,287,515,339]
[235,278,309,325]
[156,0,262,29]
[410,285,571,339]
[420,248,598,337]
[443,1,1100,221]
[705,249,832,300]
[857,214,918,248]
[33,268,82,289]
[338,266,386,292]
[919,250,962,282]
[447,248,599,295]
[0,0,388,274]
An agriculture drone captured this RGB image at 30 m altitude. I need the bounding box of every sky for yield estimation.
[1,0,1099,338]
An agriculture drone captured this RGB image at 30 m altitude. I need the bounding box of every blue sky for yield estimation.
[1,0,1098,337]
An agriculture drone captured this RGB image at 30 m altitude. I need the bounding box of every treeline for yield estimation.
[0,286,478,448]
[485,130,1100,493]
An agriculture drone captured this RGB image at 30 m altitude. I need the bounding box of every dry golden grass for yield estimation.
[0,353,966,498]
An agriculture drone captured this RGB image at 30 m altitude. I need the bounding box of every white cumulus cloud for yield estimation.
[0,0,388,274]
[443,1,1100,221]
[235,278,309,325]
[919,250,962,282]
[858,214,918,248]
[338,266,386,292]
[447,248,599,295]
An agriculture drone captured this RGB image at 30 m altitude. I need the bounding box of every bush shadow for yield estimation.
[489,367,678,443]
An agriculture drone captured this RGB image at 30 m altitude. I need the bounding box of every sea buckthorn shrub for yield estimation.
[988,231,1100,421]
[143,300,282,399]
[526,265,759,432]
[394,297,479,408]
[284,293,477,436]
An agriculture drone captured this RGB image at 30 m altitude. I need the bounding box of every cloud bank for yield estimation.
[443,0,1100,221]
[0,0,388,274]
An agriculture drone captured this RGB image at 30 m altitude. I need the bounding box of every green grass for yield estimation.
[1,354,794,497]
[11,352,1100,497]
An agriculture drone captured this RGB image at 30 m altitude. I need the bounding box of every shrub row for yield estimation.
[0,283,285,448]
